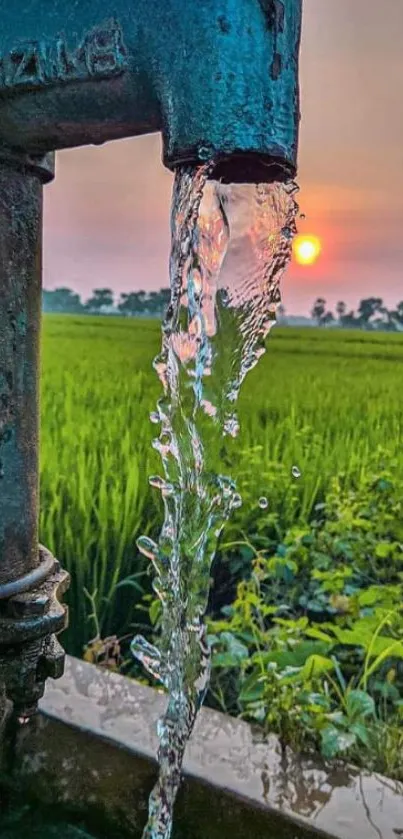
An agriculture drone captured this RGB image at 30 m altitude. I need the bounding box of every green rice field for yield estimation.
[40,315,403,656]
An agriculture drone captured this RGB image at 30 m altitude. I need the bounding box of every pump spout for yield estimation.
[0,0,301,178]
[0,0,302,722]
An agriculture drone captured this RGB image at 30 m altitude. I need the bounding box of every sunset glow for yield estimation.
[293,235,322,266]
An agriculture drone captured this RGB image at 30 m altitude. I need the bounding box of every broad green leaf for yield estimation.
[207,634,220,647]
[239,672,265,703]
[274,616,309,630]
[305,627,334,643]
[299,654,335,681]
[346,690,375,720]
[358,588,385,607]
[220,632,249,661]
[321,726,356,759]
[304,692,330,708]
[349,722,371,747]
[252,641,330,670]
[253,650,301,669]
[280,654,334,683]
[268,556,298,581]
[212,653,241,669]
[327,623,403,658]
[298,691,330,711]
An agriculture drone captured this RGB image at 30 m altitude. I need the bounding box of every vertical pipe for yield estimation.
[0,165,43,588]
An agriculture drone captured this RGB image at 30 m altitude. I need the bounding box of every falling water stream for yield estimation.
[132,163,298,838]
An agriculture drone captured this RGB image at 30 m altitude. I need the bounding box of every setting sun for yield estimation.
[293,235,322,266]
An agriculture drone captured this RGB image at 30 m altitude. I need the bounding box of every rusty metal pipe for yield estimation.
[0,0,302,179]
[0,155,69,722]
[0,161,46,591]
[0,0,302,718]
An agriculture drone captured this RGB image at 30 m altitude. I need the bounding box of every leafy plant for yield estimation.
[206,465,403,778]
[39,317,403,780]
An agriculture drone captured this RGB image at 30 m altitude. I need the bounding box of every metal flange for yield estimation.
[0,545,69,721]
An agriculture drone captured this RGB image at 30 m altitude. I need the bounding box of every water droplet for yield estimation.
[137,535,159,560]
[222,483,234,500]
[161,523,175,541]
[224,416,240,437]
[131,635,163,682]
[232,493,243,509]
[150,411,160,424]
[201,399,218,418]
[149,475,165,490]
[152,433,172,457]
[281,226,293,240]
[149,475,174,496]
[300,212,306,220]
[198,144,214,161]
[292,465,301,479]
[259,497,269,509]
[152,578,166,600]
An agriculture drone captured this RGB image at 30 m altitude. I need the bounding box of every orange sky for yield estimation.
[43,0,403,315]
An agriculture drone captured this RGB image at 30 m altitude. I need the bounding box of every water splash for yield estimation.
[132,163,298,838]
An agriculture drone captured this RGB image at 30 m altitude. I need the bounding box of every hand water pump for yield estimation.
[0,0,301,721]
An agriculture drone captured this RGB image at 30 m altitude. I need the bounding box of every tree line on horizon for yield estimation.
[43,287,403,332]
[42,287,170,317]
[305,296,403,331]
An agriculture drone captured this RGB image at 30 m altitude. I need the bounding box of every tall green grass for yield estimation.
[40,316,403,654]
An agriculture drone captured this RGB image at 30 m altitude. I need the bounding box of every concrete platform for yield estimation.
[1,656,402,839]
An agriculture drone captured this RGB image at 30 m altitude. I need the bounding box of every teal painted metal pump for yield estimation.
[0,0,302,721]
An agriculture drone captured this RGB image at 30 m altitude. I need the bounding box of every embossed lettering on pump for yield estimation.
[0,18,128,92]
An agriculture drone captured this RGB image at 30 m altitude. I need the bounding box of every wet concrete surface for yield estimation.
[2,656,403,839]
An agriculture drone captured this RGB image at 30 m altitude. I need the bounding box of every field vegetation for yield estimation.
[40,315,403,779]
